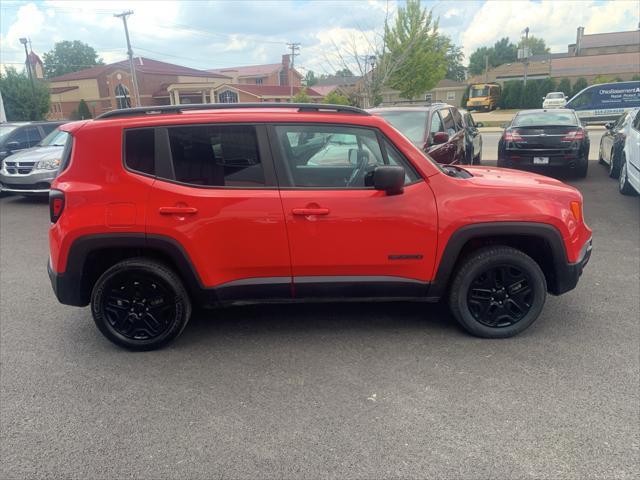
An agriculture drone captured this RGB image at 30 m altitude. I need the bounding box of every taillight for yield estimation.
[49,189,65,223]
[562,129,585,142]
[503,130,525,142]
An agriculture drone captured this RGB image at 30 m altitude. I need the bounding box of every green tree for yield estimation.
[292,88,313,103]
[468,46,491,76]
[383,0,447,99]
[323,90,351,105]
[593,74,616,84]
[572,77,588,96]
[43,40,103,78]
[517,35,549,56]
[304,70,318,87]
[334,68,354,78]
[0,66,50,120]
[77,99,92,119]
[631,74,640,81]
[557,78,571,96]
[441,36,466,82]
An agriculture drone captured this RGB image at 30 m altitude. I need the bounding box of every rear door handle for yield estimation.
[159,206,198,215]
[292,208,330,216]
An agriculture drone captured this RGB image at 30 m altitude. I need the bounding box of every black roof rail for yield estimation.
[95,102,370,120]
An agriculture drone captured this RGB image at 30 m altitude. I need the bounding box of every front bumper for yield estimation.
[552,237,592,295]
[0,169,56,194]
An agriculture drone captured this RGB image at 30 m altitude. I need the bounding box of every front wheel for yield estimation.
[448,246,547,338]
[91,258,192,351]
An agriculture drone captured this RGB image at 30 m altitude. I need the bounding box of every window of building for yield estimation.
[279,69,287,86]
[114,83,131,109]
[218,90,239,103]
[446,91,456,101]
[424,93,433,103]
[166,125,264,187]
[274,125,418,188]
[124,129,155,176]
[255,78,264,85]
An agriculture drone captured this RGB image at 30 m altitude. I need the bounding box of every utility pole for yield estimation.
[522,27,530,87]
[115,11,141,107]
[484,54,489,83]
[287,42,300,100]
[19,38,35,95]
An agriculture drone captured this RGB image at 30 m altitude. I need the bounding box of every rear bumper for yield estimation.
[552,237,592,295]
[48,259,87,307]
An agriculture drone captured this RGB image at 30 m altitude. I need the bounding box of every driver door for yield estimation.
[269,124,438,298]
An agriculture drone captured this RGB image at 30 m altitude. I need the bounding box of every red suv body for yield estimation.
[48,104,592,350]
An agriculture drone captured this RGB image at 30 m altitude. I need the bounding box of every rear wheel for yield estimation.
[91,258,192,351]
[619,154,637,196]
[448,246,547,338]
[575,154,588,178]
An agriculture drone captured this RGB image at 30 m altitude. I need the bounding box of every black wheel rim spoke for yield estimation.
[466,263,535,328]
[102,272,177,341]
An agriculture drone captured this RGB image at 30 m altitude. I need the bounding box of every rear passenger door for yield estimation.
[133,124,292,301]
[270,123,438,298]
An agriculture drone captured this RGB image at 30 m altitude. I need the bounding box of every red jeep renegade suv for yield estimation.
[48,104,592,350]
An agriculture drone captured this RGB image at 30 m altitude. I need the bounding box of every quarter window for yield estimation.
[167,125,264,187]
[274,125,417,188]
[124,129,155,176]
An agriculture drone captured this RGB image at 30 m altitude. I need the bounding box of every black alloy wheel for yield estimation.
[91,258,191,350]
[466,265,533,328]
[448,246,547,338]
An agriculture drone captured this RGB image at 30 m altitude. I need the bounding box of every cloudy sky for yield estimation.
[1,0,638,76]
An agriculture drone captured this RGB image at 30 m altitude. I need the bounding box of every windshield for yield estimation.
[0,125,19,143]
[470,87,489,97]
[39,129,69,147]
[512,111,578,127]
[546,93,565,99]
[376,111,428,144]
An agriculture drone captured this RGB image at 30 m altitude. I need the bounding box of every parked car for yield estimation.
[368,104,468,164]
[0,121,65,161]
[48,103,592,350]
[459,109,483,165]
[542,92,568,109]
[498,109,590,177]
[565,80,640,124]
[598,108,639,178]
[619,109,640,195]
[0,128,70,195]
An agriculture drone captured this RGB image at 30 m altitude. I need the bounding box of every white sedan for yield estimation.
[619,109,640,195]
[542,92,568,109]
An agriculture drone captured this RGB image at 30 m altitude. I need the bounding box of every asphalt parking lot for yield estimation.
[1,141,639,479]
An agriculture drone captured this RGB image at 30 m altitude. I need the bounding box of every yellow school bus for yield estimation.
[467,83,501,112]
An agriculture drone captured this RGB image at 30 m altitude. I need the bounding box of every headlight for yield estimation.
[35,158,61,170]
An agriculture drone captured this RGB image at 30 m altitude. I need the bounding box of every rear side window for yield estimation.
[167,125,264,187]
[440,109,456,136]
[124,129,155,176]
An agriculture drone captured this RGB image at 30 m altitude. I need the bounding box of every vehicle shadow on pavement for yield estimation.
[178,301,462,347]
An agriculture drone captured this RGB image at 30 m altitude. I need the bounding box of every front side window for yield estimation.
[451,108,464,131]
[167,125,264,187]
[40,129,69,147]
[440,109,456,136]
[274,125,418,188]
[429,111,444,141]
[11,127,40,148]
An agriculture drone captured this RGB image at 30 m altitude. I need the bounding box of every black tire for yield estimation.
[575,154,588,178]
[448,246,547,338]
[598,146,606,165]
[473,152,481,165]
[91,258,192,351]
[619,154,637,196]
[609,146,620,178]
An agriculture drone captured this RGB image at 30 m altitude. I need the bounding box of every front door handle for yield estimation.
[159,206,198,215]
[292,207,330,216]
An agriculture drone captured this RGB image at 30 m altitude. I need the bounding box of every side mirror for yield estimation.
[604,122,614,130]
[542,97,546,101]
[6,141,20,153]
[373,165,405,195]
[476,122,484,128]
[432,132,449,145]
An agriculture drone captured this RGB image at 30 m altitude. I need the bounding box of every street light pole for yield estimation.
[523,27,530,87]
[114,11,141,107]
[19,38,35,96]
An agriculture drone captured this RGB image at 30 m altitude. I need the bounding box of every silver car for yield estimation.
[0,129,69,195]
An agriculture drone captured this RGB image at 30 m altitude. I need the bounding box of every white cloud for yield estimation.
[444,8,462,19]
[459,0,640,61]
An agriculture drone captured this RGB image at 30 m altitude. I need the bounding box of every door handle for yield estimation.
[158,206,198,215]
[292,207,330,216]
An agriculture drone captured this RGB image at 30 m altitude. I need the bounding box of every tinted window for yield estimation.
[11,127,40,147]
[465,113,476,128]
[168,125,264,187]
[512,111,578,127]
[440,109,456,136]
[274,125,417,188]
[125,129,155,176]
[633,111,640,130]
[375,111,428,144]
[41,123,60,135]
